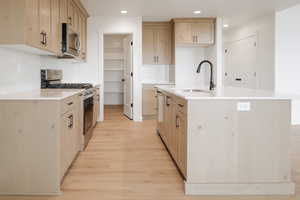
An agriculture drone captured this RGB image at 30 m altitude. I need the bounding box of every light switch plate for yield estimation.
[237,102,251,111]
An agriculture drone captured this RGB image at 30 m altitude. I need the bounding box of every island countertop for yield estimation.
[0,89,84,101]
[156,86,294,100]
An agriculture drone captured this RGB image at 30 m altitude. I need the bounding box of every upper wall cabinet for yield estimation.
[173,18,215,46]
[0,0,89,59]
[143,22,172,65]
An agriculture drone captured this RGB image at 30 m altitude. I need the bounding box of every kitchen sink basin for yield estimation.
[180,89,211,93]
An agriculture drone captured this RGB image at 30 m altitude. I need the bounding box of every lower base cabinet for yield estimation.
[0,92,83,195]
[93,88,100,126]
[157,90,187,178]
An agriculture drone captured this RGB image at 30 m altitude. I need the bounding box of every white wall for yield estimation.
[142,65,173,83]
[223,14,275,90]
[175,47,206,88]
[0,48,41,95]
[43,16,143,121]
[276,4,300,124]
[175,18,223,90]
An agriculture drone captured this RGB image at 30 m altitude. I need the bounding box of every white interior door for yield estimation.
[224,35,258,89]
[123,35,133,119]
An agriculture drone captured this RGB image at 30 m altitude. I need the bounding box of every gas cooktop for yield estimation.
[46,83,93,89]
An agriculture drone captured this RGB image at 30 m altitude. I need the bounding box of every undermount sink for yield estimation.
[180,89,211,93]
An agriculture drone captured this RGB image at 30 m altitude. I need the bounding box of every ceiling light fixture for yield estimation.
[223,24,229,28]
[121,10,128,14]
[193,10,201,15]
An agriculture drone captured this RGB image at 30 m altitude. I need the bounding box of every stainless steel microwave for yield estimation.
[61,23,81,58]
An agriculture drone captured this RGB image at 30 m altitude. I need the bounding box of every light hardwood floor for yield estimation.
[1,106,300,200]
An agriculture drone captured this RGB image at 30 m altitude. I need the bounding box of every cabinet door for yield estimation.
[143,27,156,64]
[142,86,157,116]
[168,98,177,158]
[73,7,79,33]
[39,0,51,50]
[163,95,171,148]
[157,91,165,138]
[81,17,87,59]
[192,22,214,45]
[59,0,69,23]
[67,0,75,29]
[175,23,193,45]
[156,28,171,65]
[26,0,41,48]
[78,14,87,59]
[49,0,60,53]
[176,108,187,178]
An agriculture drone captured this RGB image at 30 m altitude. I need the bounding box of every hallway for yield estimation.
[1,106,300,200]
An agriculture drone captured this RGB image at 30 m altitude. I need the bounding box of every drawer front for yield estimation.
[61,95,77,114]
[175,97,187,114]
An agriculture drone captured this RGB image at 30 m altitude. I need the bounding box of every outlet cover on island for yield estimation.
[237,102,251,111]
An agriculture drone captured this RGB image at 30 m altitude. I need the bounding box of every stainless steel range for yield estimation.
[41,69,95,148]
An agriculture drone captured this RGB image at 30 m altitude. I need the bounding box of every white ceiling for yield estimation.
[81,0,300,27]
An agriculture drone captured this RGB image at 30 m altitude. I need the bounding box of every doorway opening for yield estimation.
[103,34,133,120]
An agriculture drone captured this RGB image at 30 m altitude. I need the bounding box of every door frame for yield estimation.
[100,32,135,121]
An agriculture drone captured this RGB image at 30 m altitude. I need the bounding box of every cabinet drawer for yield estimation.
[175,97,187,114]
[61,95,77,114]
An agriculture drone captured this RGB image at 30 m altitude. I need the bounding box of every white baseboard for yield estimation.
[185,182,295,195]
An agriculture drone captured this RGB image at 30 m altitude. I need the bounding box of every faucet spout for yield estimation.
[196,60,215,91]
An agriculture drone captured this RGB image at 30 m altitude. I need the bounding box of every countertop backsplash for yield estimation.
[0,47,41,95]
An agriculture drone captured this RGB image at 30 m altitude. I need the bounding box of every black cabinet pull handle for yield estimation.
[40,32,46,45]
[67,102,73,106]
[68,114,73,129]
[176,115,180,128]
[235,78,242,81]
[166,96,170,106]
[44,33,47,46]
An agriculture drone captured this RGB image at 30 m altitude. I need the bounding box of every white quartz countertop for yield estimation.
[157,86,294,100]
[142,82,175,85]
[0,89,84,101]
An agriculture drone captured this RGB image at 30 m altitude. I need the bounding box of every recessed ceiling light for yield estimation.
[193,10,201,15]
[121,10,128,14]
[223,24,229,28]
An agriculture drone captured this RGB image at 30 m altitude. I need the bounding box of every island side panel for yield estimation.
[187,99,292,184]
[0,100,61,195]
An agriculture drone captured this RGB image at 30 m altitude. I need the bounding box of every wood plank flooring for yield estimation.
[1,106,300,200]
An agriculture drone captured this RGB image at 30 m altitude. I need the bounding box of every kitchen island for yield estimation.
[156,86,295,195]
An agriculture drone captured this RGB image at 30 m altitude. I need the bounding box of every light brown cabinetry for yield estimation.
[173,18,215,46]
[60,93,83,179]
[0,0,58,53]
[0,92,83,195]
[175,99,187,178]
[157,90,187,179]
[0,0,88,58]
[93,88,100,126]
[142,85,157,117]
[78,13,87,60]
[143,22,172,65]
